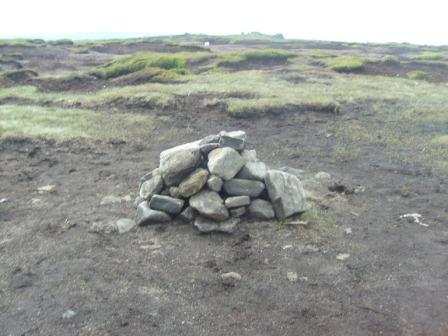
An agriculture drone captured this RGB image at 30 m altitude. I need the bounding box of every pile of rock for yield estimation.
[135,131,307,233]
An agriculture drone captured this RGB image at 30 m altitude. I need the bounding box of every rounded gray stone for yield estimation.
[149,195,184,215]
[207,147,244,181]
[225,196,250,208]
[136,202,171,225]
[230,207,246,218]
[189,190,229,221]
[207,175,223,192]
[139,175,164,200]
[248,199,275,220]
[194,216,239,234]
[237,161,267,181]
[159,142,201,186]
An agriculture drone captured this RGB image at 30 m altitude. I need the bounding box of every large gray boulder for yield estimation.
[223,178,265,198]
[207,148,244,181]
[139,175,164,200]
[159,142,201,186]
[136,202,171,225]
[225,196,250,208]
[237,161,267,181]
[189,190,229,221]
[178,168,209,198]
[265,170,307,219]
[194,216,239,234]
[248,199,275,219]
[149,195,184,215]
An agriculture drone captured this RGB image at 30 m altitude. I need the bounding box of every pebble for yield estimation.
[122,194,132,202]
[62,309,76,320]
[314,172,331,180]
[31,198,43,207]
[336,253,350,261]
[286,271,298,282]
[221,272,242,286]
[37,184,56,193]
[0,198,8,204]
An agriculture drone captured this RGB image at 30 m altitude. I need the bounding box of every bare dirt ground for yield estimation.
[1,41,448,336]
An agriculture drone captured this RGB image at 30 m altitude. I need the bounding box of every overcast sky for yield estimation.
[1,0,446,45]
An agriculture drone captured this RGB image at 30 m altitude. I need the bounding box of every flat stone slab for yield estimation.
[223,178,265,198]
[265,169,307,219]
[194,216,239,234]
[189,190,229,221]
[225,196,250,208]
[149,195,184,215]
[207,147,244,181]
[136,202,171,225]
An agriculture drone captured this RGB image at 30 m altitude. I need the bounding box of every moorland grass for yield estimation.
[0,104,156,141]
[0,39,45,48]
[1,58,448,173]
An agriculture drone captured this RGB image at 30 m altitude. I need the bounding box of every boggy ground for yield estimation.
[1,36,448,335]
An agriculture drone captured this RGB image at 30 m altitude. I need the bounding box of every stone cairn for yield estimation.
[135,131,307,233]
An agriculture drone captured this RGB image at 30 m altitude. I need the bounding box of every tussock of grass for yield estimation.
[380,55,400,65]
[217,49,296,67]
[91,52,211,79]
[0,104,156,141]
[325,56,366,73]
[414,51,446,61]
[407,70,428,80]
